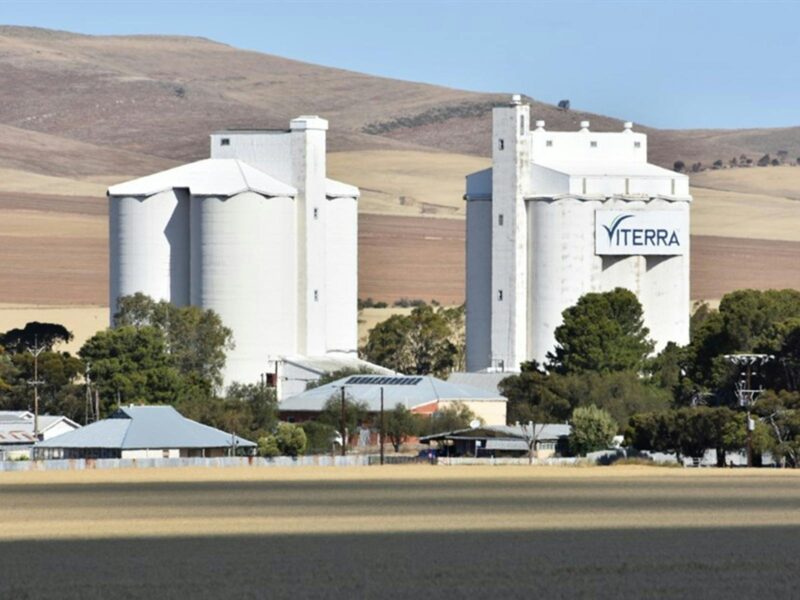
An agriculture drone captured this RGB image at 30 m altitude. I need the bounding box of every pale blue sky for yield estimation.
[1,0,798,129]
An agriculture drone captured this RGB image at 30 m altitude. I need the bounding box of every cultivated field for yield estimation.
[0,465,798,598]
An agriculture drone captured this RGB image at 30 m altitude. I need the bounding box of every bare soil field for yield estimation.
[0,465,798,599]
[358,214,466,305]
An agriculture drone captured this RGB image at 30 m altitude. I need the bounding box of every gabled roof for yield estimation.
[280,374,506,413]
[0,413,80,444]
[36,405,255,449]
[108,158,297,198]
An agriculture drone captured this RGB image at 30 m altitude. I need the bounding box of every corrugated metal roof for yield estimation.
[36,406,255,449]
[108,158,297,198]
[280,375,506,413]
[447,372,511,395]
[533,160,684,179]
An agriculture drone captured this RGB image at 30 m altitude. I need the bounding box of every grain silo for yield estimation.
[465,96,691,373]
[108,117,361,388]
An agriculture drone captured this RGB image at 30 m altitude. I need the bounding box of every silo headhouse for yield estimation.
[465,96,691,373]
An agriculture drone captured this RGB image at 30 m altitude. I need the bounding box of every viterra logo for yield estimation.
[602,213,680,247]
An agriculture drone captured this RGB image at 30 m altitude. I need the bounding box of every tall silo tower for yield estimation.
[465,97,691,373]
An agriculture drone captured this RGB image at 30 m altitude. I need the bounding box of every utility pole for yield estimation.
[340,385,347,457]
[724,354,772,468]
[27,338,45,439]
[379,387,385,466]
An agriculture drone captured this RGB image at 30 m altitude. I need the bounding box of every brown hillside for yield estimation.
[1,26,798,170]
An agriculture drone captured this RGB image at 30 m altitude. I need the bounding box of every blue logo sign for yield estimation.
[602,213,680,248]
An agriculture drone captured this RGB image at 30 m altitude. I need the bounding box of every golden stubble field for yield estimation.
[1,465,799,598]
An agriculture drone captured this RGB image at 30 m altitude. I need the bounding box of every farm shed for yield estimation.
[420,423,570,458]
[279,374,508,425]
[0,411,80,460]
[34,405,255,460]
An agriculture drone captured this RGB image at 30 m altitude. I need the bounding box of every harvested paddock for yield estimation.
[1,465,798,599]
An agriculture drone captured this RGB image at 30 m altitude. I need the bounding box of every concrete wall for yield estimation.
[465,198,492,371]
[324,196,358,355]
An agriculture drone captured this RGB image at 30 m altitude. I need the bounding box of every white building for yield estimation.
[108,116,360,388]
[0,411,80,460]
[465,96,691,372]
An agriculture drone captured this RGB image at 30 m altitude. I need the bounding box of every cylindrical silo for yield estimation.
[190,191,297,386]
[324,195,358,354]
[465,197,492,372]
[108,188,190,320]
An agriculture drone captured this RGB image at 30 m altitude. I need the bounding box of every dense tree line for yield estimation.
[499,287,800,465]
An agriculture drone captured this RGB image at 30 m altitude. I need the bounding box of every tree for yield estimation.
[385,404,417,452]
[418,402,478,436]
[318,394,369,442]
[0,322,73,353]
[569,405,617,456]
[258,435,280,458]
[557,99,570,110]
[713,159,724,169]
[176,383,278,443]
[114,293,233,393]
[548,288,654,375]
[362,304,464,377]
[758,154,771,167]
[673,160,685,173]
[79,326,185,411]
[273,422,307,457]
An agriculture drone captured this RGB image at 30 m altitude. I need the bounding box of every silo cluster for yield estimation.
[465,96,691,373]
[108,117,359,387]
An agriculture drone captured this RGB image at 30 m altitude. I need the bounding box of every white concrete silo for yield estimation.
[108,186,190,316]
[190,190,297,384]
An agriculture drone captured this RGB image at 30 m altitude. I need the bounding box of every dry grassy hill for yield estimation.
[0,25,799,345]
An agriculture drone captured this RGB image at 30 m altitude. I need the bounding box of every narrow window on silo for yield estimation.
[313,290,319,302]
[498,139,504,150]
[313,207,319,219]
[546,140,553,147]
[671,179,676,195]
[582,178,587,194]
[590,140,597,148]
[625,178,630,195]
[498,214,504,226]
[634,141,641,149]
[519,115,525,135]
[498,290,503,301]
[220,138,230,146]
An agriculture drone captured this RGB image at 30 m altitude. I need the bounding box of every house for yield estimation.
[279,374,508,426]
[33,405,255,460]
[420,423,570,458]
[0,411,80,460]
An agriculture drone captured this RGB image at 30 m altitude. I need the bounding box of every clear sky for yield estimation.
[2,0,798,129]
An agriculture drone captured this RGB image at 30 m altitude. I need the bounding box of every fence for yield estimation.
[0,455,372,472]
